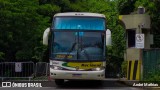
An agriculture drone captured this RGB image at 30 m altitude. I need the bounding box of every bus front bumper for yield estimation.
[50,69,105,80]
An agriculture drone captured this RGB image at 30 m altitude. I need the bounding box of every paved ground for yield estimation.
[0,79,158,90]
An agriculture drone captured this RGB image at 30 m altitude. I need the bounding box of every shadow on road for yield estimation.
[55,80,128,89]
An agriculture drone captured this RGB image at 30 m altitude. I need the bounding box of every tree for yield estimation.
[0,0,130,63]
[0,0,51,61]
[134,0,160,48]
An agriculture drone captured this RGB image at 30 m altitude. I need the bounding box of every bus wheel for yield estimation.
[55,79,64,86]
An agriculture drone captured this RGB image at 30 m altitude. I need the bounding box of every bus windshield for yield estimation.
[54,17,105,30]
[51,31,105,61]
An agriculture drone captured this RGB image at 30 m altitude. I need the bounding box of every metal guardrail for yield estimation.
[35,62,49,77]
[0,62,35,81]
[0,62,50,81]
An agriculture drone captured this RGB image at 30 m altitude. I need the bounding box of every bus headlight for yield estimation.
[91,67,104,71]
[50,65,62,70]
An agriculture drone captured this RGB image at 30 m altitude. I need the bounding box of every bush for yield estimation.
[121,61,127,78]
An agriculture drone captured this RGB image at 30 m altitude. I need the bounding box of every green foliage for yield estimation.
[1,0,159,63]
[38,4,60,17]
[111,25,126,58]
[2,1,160,81]
[118,0,136,14]
[135,0,160,48]
[121,61,127,77]
[0,0,50,61]
[0,0,126,62]
[0,52,5,60]
[0,0,125,65]
[144,72,160,82]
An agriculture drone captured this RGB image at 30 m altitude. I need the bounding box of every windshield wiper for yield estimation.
[63,42,77,60]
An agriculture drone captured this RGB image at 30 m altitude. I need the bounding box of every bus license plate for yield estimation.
[72,74,82,77]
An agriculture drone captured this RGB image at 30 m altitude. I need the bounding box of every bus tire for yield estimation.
[55,79,64,86]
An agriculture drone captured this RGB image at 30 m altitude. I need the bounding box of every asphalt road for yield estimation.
[0,79,153,90]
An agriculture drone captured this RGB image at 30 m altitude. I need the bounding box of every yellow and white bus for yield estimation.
[43,12,111,85]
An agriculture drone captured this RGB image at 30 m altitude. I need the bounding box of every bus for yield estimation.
[43,12,111,85]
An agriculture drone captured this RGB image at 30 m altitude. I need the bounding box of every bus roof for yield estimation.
[54,12,105,18]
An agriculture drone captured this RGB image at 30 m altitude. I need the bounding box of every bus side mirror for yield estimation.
[106,29,112,46]
[43,27,50,45]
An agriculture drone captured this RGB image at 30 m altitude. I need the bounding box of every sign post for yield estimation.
[135,34,145,48]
